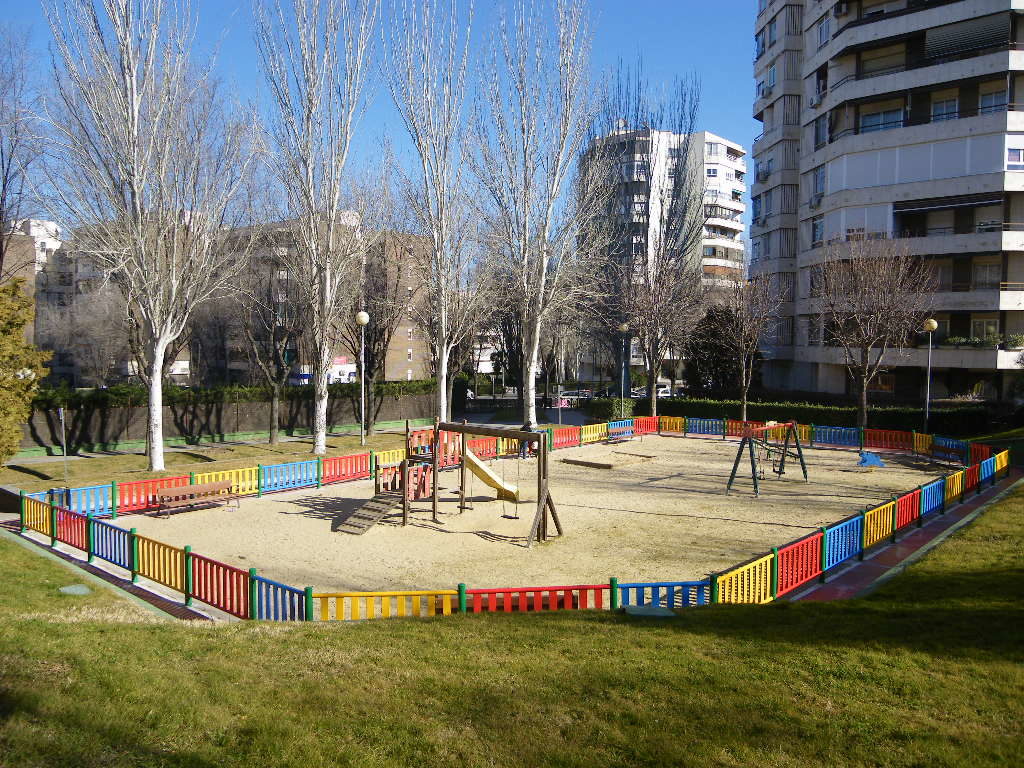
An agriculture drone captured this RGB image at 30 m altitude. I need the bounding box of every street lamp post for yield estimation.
[922,318,937,433]
[355,311,370,446]
[617,322,629,419]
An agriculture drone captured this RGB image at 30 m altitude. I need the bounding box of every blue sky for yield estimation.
[8,0,759,172]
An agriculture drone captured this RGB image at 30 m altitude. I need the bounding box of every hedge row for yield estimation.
[32,380,437,409]
[626,398,988,437]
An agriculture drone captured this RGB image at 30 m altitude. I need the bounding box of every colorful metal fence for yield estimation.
[617,580,710,608]
[253,575,308,621]
[688,418,724,436]
[192,467,260,496]
[551,427,581,450]
[118,476,191,514]
[921,479,945,516]
[812,426,859,447]
[895,489,920,530]
[864,429,914,451]
[467,437,498,460]
[945,470,964,505]
[323,452,371,484]
[659,416,685,434]
[863,501,895,550]
[580,423,608,444]
[55,508,88,551]
[775,532,822,597]
[608,420,634,441]
[312,590,458,621]
[374,448,406,468]
[134,535,186,592]
[466,584,608,613]
[822,515,862,570]
[90,519,132,569]
[63,484,115,517]
[633,416,659,435]
[189,552,250,619]
[261,460,318,494]
[717,553,774,604]
[933,436,969,464]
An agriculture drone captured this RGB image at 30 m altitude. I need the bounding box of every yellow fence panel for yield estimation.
[717,552,774,604]
[193,467,260,496]
[995,450,1009,473]
[659,416,684,434]
[22,497,52,537]
[311,590,458,621]
[580,423,608,444]
[796,424,811,444]
[497,437,520,456]
[914,433,933,455]
[945,471,964,505]
[134,535,186,592]
[863,502,894,549]
[374,448,406,468]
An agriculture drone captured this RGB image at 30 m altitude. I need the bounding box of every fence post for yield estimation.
[916,485,925,527]
[858,511,866,561]
[257,465,264,498]
[940,477,947,514]
[18,490,25,533]
[683,417,688,437]
[858,427,864,451]
[368,450,375,480]
[710,573,719,604]
[189,471,195,486]
[249,568,258,620]
[610,576,619,611]
[890,500,898,543]
[911,430,917,455]
[49,503,57,547]
[110,480,119,519]
[304,586,315,621]
[818,527,828,583]
[770,548,779,599]
[810,423,815,447]
[86,517,94,563]
[130,528,139,583]
[458,582,467,614]
[317,456,323,488]
[184,546,193,606]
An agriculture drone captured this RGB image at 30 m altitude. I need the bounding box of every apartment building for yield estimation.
[699,131,749,287]
[751,0,1024,401]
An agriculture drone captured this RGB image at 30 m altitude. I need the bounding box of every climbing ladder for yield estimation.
[337,492,404,535]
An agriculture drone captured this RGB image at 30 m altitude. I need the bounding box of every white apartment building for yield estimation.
[698,131,749,286]
[752,0,1024,401]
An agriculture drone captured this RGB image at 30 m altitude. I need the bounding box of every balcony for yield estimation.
[794,344,1018,370]
[829,103,1021,143]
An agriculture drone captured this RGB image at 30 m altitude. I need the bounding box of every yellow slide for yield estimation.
[464,448,520,502]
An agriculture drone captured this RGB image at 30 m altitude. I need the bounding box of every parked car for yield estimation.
[561,389,592,400]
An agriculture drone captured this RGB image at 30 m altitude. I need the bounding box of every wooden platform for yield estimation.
[560,451,655,470]
[337,493,403,535]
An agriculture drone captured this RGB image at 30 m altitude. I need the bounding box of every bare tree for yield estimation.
[45,0,258,470]
[254,0,379,454]
[596,64,708,418]
[715,275,782,421]
[471,0,612,428]
[236,238,304,443]
[336,230,423,433]
[817,238,936,428]
[385,0,488,421]
[0,27,42,281]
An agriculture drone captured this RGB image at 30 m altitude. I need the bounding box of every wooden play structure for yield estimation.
[341,419,562,547]
[726,421,808,496]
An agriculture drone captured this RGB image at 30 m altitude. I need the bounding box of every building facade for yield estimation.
[752,0,1024,401]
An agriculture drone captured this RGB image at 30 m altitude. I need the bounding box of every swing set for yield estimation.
[726,421,808,496]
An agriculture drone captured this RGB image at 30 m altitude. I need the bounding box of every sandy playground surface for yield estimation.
[123,435,945,592]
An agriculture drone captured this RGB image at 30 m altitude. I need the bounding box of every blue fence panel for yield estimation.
[261,460,318,494]
[979,457,996,484]
[25,489,51,503]
[254,575,306,621]
[688,418,724,436]
[920,479,945,516]
[812,426,860,447]
[823,515,863,570]
[608,419,635,439]
[90,519,132,569]
[617,580,710,608]
[933,436,969,463]
[65,484,114,517]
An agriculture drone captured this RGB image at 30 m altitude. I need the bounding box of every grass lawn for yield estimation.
[0,433,406,493]
[1,487,1022,766]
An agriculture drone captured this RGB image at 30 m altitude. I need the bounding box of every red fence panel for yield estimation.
[895,489,921,530]
[467,437,498,460]
[466,584,608,613]
[323,453,371,484]
[189,553,250,619]
[632,416,658,435]
[775,532,822,597]
[964,464,980,494]
[378,465,402,493]
[864,429,914,451]
[970,443,993,464]
[55,508,88,551]
[408,465,433,501]
[725,420,765,437]
[551,427,581,449]
[117,475,191,513]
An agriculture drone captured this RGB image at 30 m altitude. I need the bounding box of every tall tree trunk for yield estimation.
[147,338,168,471]
[269,383,281,445]
[312,364,329,455]
[437,344,449,422]
[859,375,869,429]
[647,352,658,419]
[524,316,543,428]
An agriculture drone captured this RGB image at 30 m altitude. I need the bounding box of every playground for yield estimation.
[120,433,945,593]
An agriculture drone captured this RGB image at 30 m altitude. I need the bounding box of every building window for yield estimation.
[931,98,958,122]
[752,195,762,220]
[704,246,717,258]
[974,263,1001,289]
[756,80,766,97]
[767,65,776,88]
[812,165,825,196]
[407,327,414,339]
[1008,148,1024,171]
[763,188,774,214]
[407,369,413,381]
[407,348,413,361]
[869,374,895,394]
[755,31,765,59]
[706,142,721,156]
[751,240,761,262]
[767,18,777,45]
[979,90,1008,115]
[859,108,903,133]
[813,114,828,148]
[810,216,824,248]
[706,168,718,177]
[971,318,999,338]
[816,16,830,49]
[808,314,821,346]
